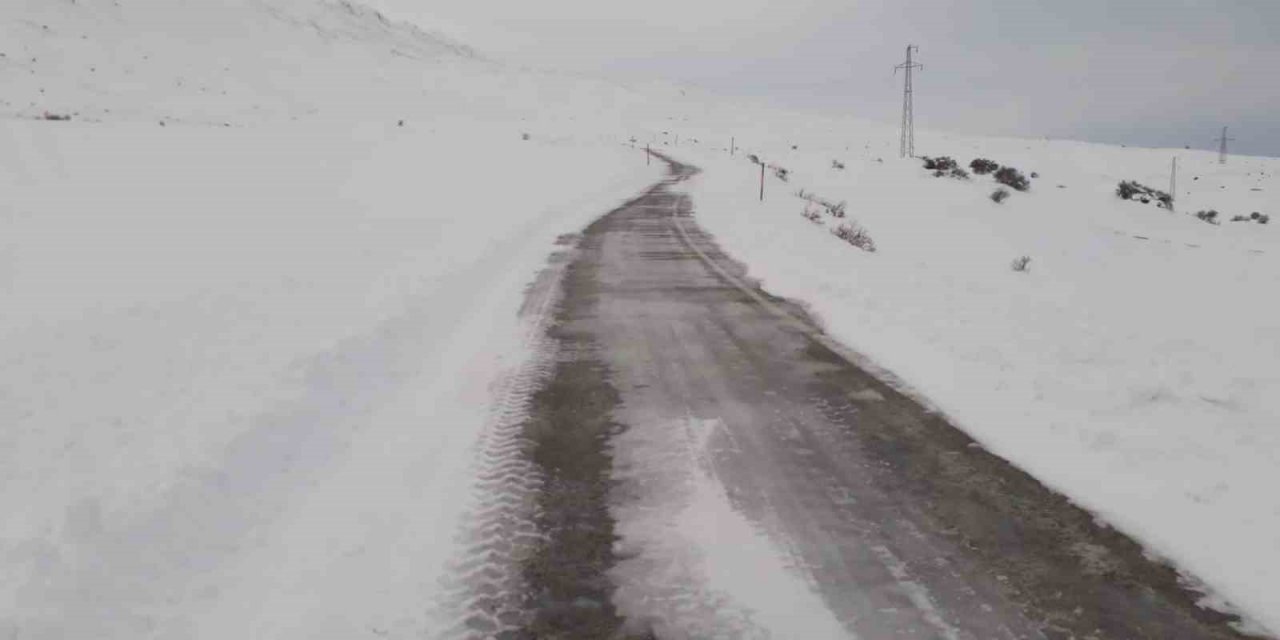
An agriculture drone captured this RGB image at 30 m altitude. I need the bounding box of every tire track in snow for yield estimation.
[428,238,575,639]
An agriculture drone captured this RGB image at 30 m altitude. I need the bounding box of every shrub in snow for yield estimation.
[990,188,1010,203]
[798,190,847,218]
[1030,171,1039,178]
[41,112,71,121]
[1231,215,1250,222]
[970,158,999,175]
[1011,256,1031,272]
[1195,210,1220,224]
[774,166,790,181]
[922,156,958,171]
[1116,181,1143,199]
[994,166,1030,191]
[833,223,877,252]
[950,167,970,180]
[521,132,530,141]
[747,153,761,165]
[1115,180,1171,208]
[801,207,823,224]
[1258,213,1270,224]
[832,159,846,170]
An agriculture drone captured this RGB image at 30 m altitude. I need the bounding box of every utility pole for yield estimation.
[894,45,923,158]
[1169,157,1177,212]
[1214,126,1234,165]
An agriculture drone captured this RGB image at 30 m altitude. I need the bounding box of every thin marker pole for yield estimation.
[646,144,650,166]
[760,162,765,201]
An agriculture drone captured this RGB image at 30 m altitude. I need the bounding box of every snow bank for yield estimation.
[666,131,1279,634]
[0,114,659,639]
[0,0,673,636]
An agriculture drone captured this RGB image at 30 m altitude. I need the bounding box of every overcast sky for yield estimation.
[373,0,1280,157]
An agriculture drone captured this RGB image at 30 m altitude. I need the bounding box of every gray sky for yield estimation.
[374,0,1280,156]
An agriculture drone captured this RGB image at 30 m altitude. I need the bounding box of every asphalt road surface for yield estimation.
[451,158,1255,639]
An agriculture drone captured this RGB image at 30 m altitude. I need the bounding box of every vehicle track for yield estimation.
[433,154,1259,639]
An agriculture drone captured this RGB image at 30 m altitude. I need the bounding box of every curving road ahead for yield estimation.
[458,157,1255,639]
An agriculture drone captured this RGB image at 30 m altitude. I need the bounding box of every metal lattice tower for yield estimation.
[1214,126,1235,165]
[894,45,923,158]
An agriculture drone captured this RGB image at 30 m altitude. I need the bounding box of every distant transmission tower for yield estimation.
[1214,126,1235,165]
[894,45,923,158]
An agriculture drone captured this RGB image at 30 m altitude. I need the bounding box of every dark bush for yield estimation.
[801,207,823,224]
[970,158,999,175]
[1259,214,1271,224]
[747,153,761,165]
[1195,210,1220,224]
[991,188,1010,204]
[994,167,1030,191]
[774,166,790,181]
[950,167,970,180]
[922,156,958,171]
[1115,180,1170,207]
[833,223,877,252]
[1117,180,1142,200]
[832,160,845,170]
[1231,215,1249,222]
[1011,256,1031,272]
[1030,171,1039,178]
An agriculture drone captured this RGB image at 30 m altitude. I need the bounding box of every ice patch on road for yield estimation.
[611,414,850,639]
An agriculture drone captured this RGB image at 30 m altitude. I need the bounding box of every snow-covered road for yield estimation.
[467,157,1257,639]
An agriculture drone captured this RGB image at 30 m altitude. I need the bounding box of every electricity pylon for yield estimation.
[1214,126,1234,165]
[894,45,923,158]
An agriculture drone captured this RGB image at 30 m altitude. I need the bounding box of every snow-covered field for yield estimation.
[1,0,663,637]
[0,117,659,638]
[3,0,1279,636]
[666,130,1280,634]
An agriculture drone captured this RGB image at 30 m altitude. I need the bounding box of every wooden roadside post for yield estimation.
[760,162,765,201]
[646,144,650,166]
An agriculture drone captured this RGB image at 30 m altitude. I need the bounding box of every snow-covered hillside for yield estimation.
[0,1,666,637]
[0,0,482,124]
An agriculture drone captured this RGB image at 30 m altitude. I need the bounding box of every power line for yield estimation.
[1214,126,1235,165]
[894,45,923,158]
